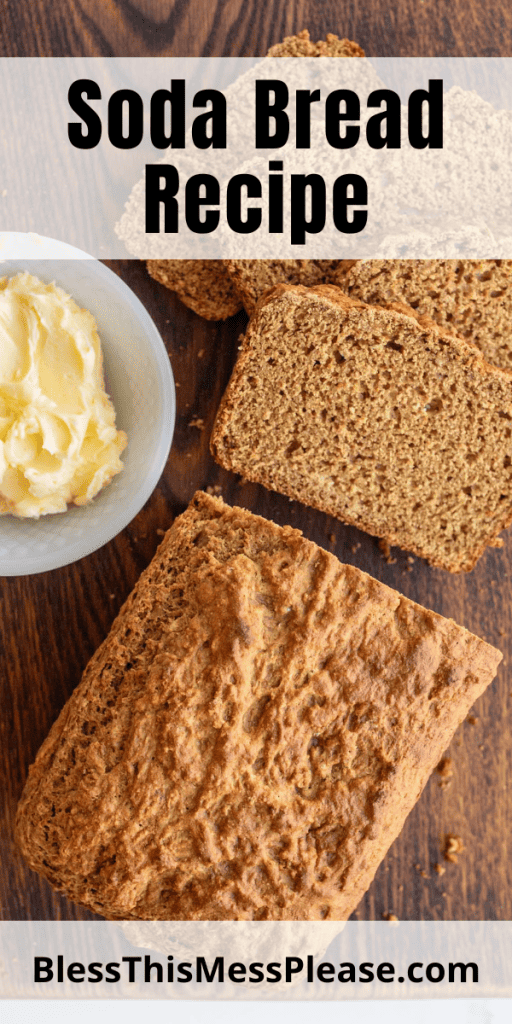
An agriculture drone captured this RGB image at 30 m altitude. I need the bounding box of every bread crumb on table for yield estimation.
[433,862,446,876]
[436,755,454,788]
[378,538,397,564]
[415,864,430,878]
[443,834,465,863]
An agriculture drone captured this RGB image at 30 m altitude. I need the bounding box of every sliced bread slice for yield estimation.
[224,259,344,315]
[334,259,512,373]
[147,259,243,321]
[211,284,512,571]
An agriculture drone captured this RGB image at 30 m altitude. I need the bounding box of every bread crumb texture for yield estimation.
[224,260,345,315]
[334,259,512,373]
[211,285,512,572]
[15,494,500,920]
[147,260,242,321]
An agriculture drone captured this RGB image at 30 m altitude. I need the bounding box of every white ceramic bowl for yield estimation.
[0,237,175,575]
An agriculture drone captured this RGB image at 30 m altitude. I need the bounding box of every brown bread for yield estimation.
[267,29,364,57]
[224,260,344,315]
[225,30,363,315]
[334,259,512,373]
[147,259,243,321]
[145,30,364,322]
[15,492,501,920]
[211,284,512,572]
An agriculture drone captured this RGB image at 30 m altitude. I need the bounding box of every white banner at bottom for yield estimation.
[0,921,511,1000]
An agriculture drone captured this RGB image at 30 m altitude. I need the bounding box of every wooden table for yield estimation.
[2,1,512,923]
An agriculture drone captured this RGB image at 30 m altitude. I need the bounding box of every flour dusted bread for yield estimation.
[334,259,512,372]
[147,260,242,321]
[16,493,501,920]
[211,284,512,572]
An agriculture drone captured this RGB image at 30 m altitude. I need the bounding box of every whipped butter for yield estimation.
[0,272,127,517]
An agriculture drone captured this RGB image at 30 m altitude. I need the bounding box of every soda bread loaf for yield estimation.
[267,29,364,57]
[334,259,512,373]
[147,260,243,321]
[224,260,345,316]
[15,492,501,920]
[211,284,512,572]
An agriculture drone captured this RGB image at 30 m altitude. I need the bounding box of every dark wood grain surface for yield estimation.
[2,2,512,924]
[1,0,511,57]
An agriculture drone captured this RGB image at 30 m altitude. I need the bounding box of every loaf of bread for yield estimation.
[224,260,344,315]
[267,29,364,57]
[211,284,512,572]
[333,259,512,373]
[15,493,501,920]
[147,259,243,321]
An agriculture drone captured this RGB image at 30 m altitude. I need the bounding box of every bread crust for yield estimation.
[224,260,344,315]
[147,259,242,320]
[15,493,501,920]
[334,259,512,373]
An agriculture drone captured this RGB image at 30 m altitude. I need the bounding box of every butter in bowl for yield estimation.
[0,272,127,518]
[0,241,175,575]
